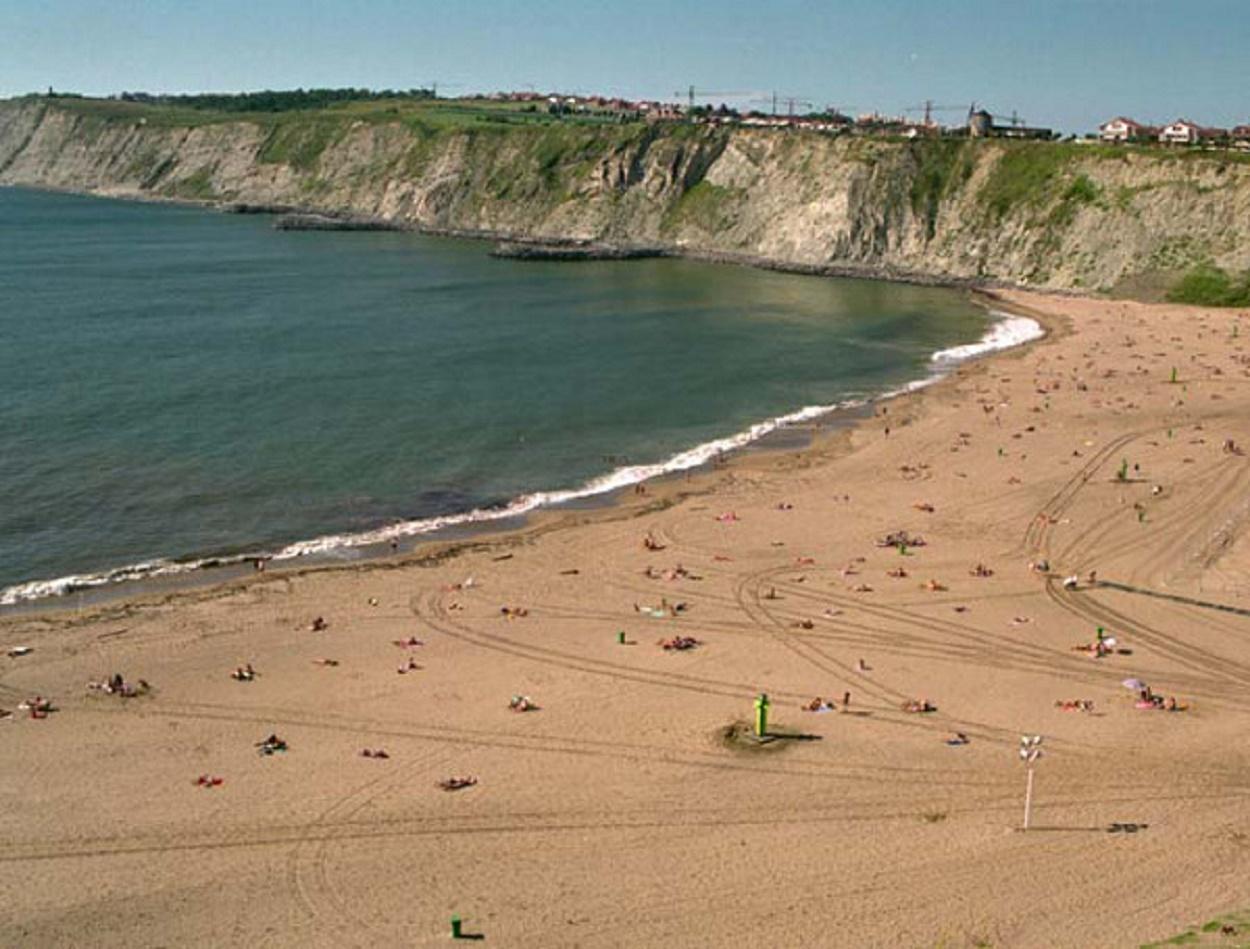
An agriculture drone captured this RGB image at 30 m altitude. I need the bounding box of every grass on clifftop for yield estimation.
[1167,263,1250,307]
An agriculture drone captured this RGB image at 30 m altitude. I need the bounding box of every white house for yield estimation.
[1099,116,1153,142]
[1159,119,1210,145]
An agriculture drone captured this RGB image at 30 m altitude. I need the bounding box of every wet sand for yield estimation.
[3,290,1250,947]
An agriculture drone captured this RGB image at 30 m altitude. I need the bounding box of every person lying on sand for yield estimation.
[1072,641,1112,658]
[256,734,288,755]
[397,657,421,674]
[913,502,935,513]
[392,636,423,647]
[969,563,994,578]
[310,616,329,632]
[312,658,340,666]
[193,775,224,787]
[659,636,700,651]
[887,567,909,578]
[945,733,970,746]
[500,606,529,618]
[230,664,256,682]
[438,776,477,791]
[923,580,947,592]
[509,695,538,712]
[715,511,739,523]
[1062,575,1080,590]
[19,696,53,719]
[88,675,149,697]
[360,749,390,759]
[1055,699,1094,712]
[902,699,937,714]
[643,534,665,551]
[804,697,835,712]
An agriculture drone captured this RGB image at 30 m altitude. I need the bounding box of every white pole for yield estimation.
[1023,766,1035,830]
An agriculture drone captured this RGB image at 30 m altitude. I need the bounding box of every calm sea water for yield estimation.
[0,186,993,601]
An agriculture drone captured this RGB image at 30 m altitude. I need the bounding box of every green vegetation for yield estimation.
[980,143,1078,219]
[169,165,217,200]
[661,180,743,234]
[1139,907,1250,947]
[257,119,347,170]
[909,139,973,239]
[1167,263,1250,307]
[117,87,434,113]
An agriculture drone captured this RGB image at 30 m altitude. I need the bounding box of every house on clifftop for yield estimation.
[1159,119,1227,145]
[1099,116,1158,142]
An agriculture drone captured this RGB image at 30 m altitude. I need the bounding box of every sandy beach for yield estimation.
[3,289,1250,947]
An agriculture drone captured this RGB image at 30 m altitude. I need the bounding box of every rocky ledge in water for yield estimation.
[273,212,404,232]
[490,239,669,262]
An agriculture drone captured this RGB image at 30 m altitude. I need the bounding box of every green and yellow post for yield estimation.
[754,693,770,738]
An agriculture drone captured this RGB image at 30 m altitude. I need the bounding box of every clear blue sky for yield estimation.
[3,0,1248,133]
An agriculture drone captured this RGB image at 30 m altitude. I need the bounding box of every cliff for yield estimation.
[4,95,1249,294]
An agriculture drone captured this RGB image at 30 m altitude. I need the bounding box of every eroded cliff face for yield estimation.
[4,97,1249,292]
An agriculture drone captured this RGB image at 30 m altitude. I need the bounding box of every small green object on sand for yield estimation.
[451,915,462,939]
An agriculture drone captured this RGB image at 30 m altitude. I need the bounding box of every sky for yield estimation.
[2,0,1248,133]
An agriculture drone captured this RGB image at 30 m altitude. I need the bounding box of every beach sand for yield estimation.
[3,290,1250,947]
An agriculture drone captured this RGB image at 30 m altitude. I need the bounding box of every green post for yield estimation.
[754,693,770,737]
[451,915,462,939]
[1171,366,1178,384]
[617,630,626,645]
[1096,626,1105,643]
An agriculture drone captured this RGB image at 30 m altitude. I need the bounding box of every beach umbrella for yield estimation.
[1121,677,1146,690]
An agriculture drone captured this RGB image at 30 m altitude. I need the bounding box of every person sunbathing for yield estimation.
[230,664,256,682]
[887,567,908,579]
[360,748,390,759]
[256,734,288,755]
[660,636,700,651]
[310,616,329,632]
[392,636,424,647]
[509,695,537,712]
[945,733,970,746]
[438,776,477,791]
[22,696,52,719]
[312,658,340,666]
[902,699,936,713]
[397,657,421,674]
[804,697,834,712]
[970,563,994,578]
[643,534,665,551]
[193,775,224,787]
[1055,699,1094,712]
[923,579,947,592]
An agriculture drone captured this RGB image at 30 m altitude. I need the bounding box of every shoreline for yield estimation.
[0,288,1051,624]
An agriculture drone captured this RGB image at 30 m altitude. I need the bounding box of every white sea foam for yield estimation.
[0,310,1044,608]
[930,311,1045,365]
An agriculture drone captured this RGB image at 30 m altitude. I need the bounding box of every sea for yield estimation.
[0,186,1042,607]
